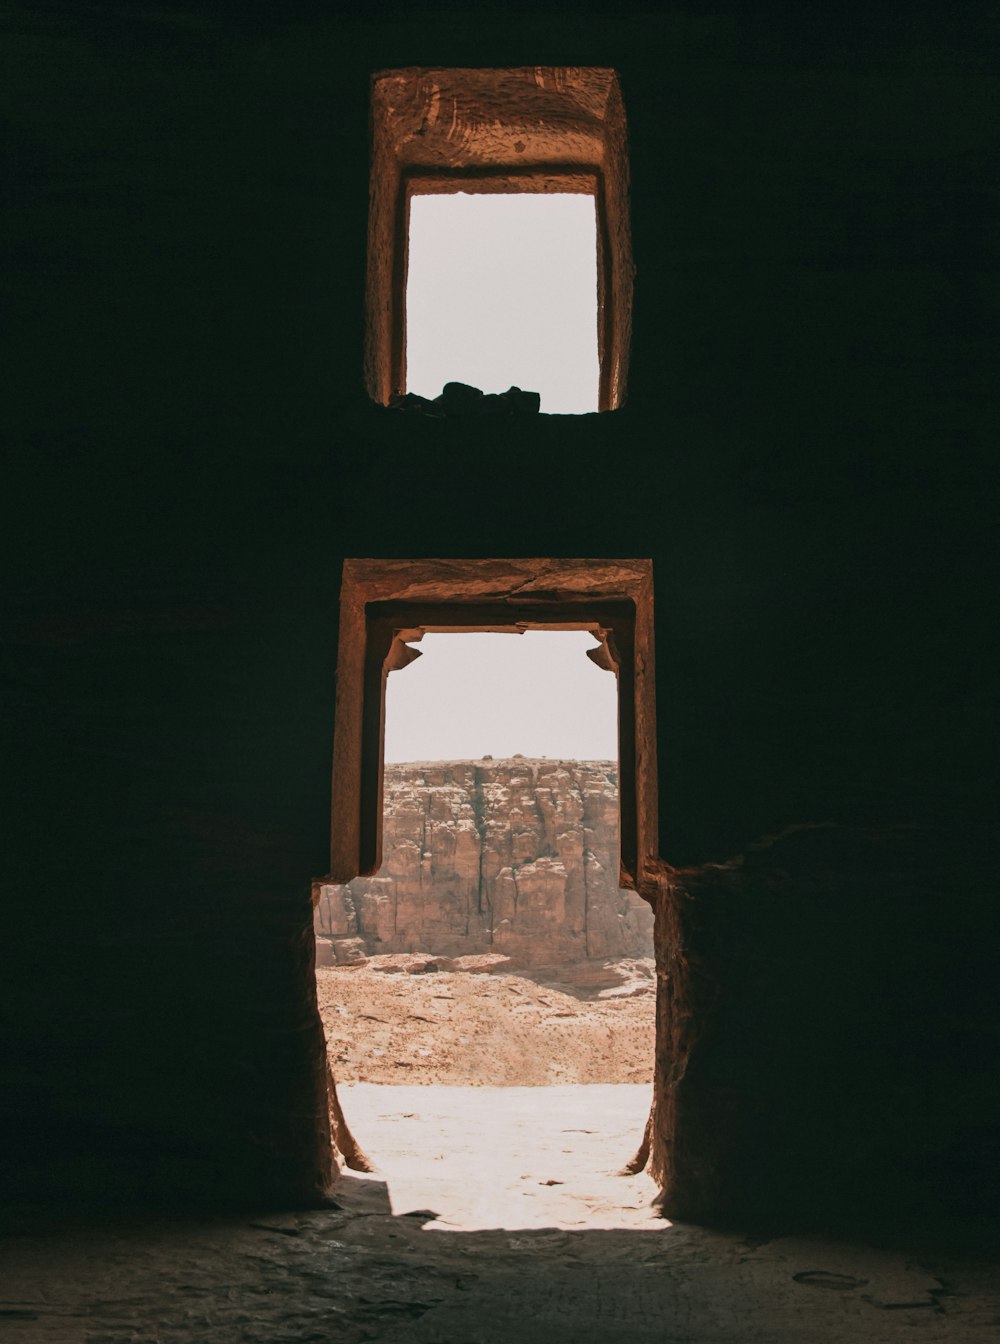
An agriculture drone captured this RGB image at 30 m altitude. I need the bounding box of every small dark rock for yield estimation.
[435,381,483,413]
[504,385,541,414]
[386,390,447,416]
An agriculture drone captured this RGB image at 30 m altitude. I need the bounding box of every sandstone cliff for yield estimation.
[316,759,653,966]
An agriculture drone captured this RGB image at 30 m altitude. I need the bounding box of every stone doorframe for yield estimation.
[329,558,658,896]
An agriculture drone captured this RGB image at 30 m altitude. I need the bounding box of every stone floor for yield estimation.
[2,1085,999,1342]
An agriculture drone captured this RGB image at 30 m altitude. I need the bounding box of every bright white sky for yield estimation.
[383,631,618,762]
[405,193,600,414]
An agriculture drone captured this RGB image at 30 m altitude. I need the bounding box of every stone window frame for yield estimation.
[329,558,658,898]
[365,67,634,411]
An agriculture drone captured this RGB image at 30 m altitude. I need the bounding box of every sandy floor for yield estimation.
[5,1087,998,1342]
[339,1082,658,1231]
[8,966,994,1340]
[316,959,656,1086]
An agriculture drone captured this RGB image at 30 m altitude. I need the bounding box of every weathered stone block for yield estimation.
[332,938,368,967]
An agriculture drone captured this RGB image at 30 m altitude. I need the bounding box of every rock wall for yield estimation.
[316,759,653,966]
[649,825,1000,1225]
[8,5,996,1227]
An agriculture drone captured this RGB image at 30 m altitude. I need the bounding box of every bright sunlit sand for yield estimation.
[340,1083,662,1232]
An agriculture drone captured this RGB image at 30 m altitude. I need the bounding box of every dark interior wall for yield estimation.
[3,2,997,1217]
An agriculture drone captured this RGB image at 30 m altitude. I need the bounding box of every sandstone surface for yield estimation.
[317,759,654,966]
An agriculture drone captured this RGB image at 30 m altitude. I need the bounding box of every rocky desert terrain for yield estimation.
[317,955,656,1087]
[316,758,656,1087]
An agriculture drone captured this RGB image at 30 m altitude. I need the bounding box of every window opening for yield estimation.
[405,194,600,414]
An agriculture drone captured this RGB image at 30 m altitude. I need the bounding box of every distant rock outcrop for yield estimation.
[315,759,653,966]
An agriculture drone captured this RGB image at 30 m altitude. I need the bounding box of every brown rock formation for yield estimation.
[317,759,653,966]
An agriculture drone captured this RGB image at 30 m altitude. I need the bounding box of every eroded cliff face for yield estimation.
[316,759,653,966]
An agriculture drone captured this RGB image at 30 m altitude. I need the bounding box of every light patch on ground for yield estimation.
[339,1082,658,1232]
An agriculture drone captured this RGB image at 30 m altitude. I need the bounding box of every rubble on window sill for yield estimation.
[388,381,541,417]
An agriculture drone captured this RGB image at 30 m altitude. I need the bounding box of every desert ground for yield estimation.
[315,955,656,1087]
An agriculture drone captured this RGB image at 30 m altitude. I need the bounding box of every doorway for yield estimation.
[318,560,661,1227]
[319,618,656,1226]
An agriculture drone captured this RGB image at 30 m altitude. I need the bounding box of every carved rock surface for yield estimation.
[317,759,653,966]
